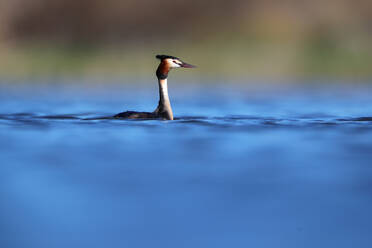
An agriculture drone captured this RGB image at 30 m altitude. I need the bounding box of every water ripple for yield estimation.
[0,113,371,129]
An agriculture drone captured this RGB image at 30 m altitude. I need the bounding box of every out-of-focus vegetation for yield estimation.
[0,0,371,80]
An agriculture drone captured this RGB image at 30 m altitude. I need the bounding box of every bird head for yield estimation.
[156,55,196,69]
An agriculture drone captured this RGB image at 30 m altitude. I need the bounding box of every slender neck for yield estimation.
[155,78,174,120]
[154,61,174,120]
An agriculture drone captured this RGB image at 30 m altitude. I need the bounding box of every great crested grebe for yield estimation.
[114,55,196,120]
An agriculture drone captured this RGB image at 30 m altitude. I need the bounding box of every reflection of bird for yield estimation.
[114,55,196,120]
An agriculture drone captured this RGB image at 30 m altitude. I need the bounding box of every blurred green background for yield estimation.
[0,0,371,80]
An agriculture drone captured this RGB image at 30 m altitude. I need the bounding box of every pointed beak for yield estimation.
[181,62,196,68]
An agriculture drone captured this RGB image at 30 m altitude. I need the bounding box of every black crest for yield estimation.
[156,55,180,60]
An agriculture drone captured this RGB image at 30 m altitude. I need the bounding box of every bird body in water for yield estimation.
[114,55,196,120]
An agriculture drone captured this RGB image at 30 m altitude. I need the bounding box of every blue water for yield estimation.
[1,82,372,248]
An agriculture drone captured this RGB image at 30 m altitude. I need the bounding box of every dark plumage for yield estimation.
[156,55,180,60]
[114,111,158,119]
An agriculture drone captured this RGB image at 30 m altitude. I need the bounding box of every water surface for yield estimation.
[1,82,372,248]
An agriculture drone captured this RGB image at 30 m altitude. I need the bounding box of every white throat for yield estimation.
[159,79,170,103]
[154,78,173,120]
